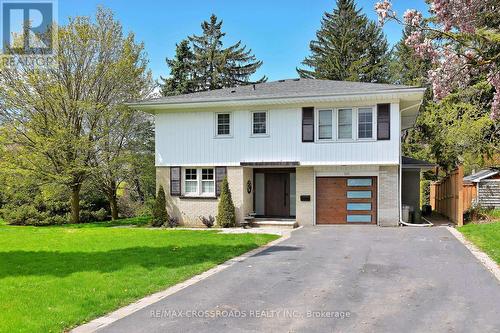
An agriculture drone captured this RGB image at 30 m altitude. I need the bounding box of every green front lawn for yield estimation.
[459,222,500,264]
[0,222,278,332]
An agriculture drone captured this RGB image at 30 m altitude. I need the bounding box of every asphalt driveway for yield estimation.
[99,226,500,333]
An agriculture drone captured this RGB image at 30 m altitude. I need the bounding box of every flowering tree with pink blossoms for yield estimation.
[375,0,500,119]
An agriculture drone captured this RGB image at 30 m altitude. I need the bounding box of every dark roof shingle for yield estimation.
[134,78,418,105]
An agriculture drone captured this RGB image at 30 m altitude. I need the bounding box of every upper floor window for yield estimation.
[358,108,374,139]
[183,168,215,196]
[337,108,353,140]
[216,113,231,137]
[251,111,268,136]
[318,110,333,140]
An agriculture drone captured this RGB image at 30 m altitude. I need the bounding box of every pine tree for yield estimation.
[189,14,267,91]
[216,177,236,228]
[160,39,195,96]
[152,185,168,227]
[389,27,432,86]
[297,0,389,83]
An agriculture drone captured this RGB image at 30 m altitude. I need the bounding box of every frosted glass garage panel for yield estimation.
[347,191,372,199]
[347,215,372,223]
[347,203,372,211]
[347,178,372,187]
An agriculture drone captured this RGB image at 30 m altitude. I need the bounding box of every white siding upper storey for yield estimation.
[130,79,425,167]
[154,102,403,167]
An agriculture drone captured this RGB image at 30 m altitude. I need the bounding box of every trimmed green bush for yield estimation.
[420,179,431,207]
[167,216,179,228]
[152,185,168,227]
[216,177,236,228]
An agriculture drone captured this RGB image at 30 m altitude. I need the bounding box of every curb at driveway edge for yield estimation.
[446,226,500,282]
[70,227,301,333]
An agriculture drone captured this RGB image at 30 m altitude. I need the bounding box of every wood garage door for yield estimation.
[316,177,377,224]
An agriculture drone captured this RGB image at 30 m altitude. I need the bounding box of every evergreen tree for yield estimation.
[189,14,267,91]
[216,177,235,228]
[389,27,432,86]
[152,185,168,227]
[160,39,195,96]
[297,0,389,83]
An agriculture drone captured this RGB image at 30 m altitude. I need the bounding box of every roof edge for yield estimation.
[128,88,426,112]
[464,169,500,183]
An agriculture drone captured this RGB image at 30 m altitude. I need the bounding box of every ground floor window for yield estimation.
[183,168,215,196]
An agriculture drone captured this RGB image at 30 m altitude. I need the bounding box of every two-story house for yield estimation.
[131,79,426,227]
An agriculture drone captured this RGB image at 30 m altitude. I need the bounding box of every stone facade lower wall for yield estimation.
[295,167,315,226]
[295,165,400,226]
[156,166,252,227]
[378,165,400,226]
[157,164,400,227]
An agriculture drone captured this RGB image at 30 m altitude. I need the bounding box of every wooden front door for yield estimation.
[316,177,377,224]
[265,173,290,217]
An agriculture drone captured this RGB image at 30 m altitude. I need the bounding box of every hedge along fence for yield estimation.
[430,166,465,226]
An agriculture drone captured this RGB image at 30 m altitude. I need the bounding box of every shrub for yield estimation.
[152,185,169,227]
[200,215,215,228]
[117,195,138,218]
[78,209,95,223]
[464,204,490,223]
[0,204,69,226]
[42,215,67,226]
[166,216,179,228]
[420,179,431,207]
[134,198,155,217]
[0,204,43,225]
[92,208,108,222]
[216,177,235,228]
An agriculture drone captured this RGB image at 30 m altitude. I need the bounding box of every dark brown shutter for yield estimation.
[215,167,227,196]
[302,107,314,142]
[377,104,390,140]
[170,167,181,196]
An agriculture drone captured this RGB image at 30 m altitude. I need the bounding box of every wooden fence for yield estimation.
[463,183,477,211]
[430,166,464,226]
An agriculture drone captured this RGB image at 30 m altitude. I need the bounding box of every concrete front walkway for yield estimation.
[98,226,500,333]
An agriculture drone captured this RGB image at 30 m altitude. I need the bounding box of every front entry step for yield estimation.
[251,219,298,229]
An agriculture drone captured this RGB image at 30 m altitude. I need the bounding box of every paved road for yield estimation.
[99,226,500,333]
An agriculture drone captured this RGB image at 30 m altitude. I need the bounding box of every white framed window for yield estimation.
[184,168,198,194]
[337,108,353,140]
[201,168,215,194]
[251,111,269,136]
[215,112,232,137]
[183,168,215,197]
[357,107,375,139]
[318,109,333,140]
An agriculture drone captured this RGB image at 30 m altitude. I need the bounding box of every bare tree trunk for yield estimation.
[70,184,81,224]
[109,193,119,220]
[133,176,145,204]
[107,180,119,220]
